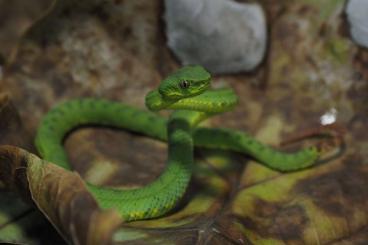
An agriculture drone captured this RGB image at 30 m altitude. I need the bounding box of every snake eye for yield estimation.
[179,80,190,89]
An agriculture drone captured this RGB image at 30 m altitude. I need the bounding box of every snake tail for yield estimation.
[193,128,319,171]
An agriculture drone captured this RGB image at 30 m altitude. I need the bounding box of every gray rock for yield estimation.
[346,0,368,48]
[164,0,267,74]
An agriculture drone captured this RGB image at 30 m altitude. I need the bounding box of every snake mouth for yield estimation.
[145,89,176,111]
[146,79,211,111]
[158,77,211,100]
[145,82,238,114]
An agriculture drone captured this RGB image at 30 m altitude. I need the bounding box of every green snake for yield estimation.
[35,65,319,222]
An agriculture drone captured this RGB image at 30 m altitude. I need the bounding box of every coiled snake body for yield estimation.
[35,66,319,221]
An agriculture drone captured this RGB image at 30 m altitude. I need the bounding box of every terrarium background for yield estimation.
[0,0,367,244]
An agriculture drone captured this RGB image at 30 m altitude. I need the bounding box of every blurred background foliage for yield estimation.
[0,0,367,244]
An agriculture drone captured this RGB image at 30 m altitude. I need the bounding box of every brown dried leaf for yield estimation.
[0,145,122,245]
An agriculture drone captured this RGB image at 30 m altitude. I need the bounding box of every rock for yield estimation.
[346,0,368,48]
[164,0,267,74]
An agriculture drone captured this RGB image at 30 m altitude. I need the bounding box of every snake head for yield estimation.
[158,65,211,100]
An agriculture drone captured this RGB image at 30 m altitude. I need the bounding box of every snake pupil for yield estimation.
[180,80,190,89]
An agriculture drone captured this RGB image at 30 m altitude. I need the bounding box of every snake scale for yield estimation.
[35,66,319,221]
